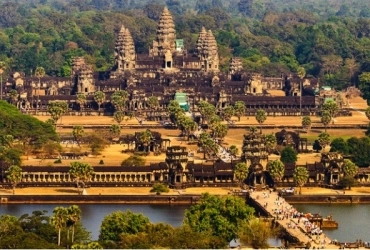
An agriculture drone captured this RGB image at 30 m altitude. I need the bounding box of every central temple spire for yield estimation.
[150,6,176,57]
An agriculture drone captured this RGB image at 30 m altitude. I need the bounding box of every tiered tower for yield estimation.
[150,7,176,57]
[77,64,94,93]
[241,130,269,186]
[196,28,219,73]
[114,25,136,73]
[196,27,207,55]
[229,57,243,75]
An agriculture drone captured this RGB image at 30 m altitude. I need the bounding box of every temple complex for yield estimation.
[1,7,344,118]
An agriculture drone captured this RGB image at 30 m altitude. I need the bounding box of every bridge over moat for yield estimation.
[247,190,338,248]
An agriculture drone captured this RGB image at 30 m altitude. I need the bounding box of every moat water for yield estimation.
[1,203,369,243]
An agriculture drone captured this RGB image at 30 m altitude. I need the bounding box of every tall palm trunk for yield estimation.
[58,228,61,246]
[72,225,75,243]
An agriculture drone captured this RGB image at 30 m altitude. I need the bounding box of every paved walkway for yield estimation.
[249,190,338,249]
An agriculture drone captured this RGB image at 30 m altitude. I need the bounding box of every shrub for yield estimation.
[54,159,62,164]
[99,159,104,164]
[121,155,146,167]
[280,146,297,163]
[150,183,169,194]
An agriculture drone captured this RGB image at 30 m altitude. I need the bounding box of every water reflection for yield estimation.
[0,204,189,240]
[293,203,370,242]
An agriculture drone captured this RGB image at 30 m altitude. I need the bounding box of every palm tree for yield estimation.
[233,101,246,121]
[5,165,22,194]
[35,66,45,115]
[293,166,309,195]
[113,111,125,125]
[301,116,311,131]
[264,134,277,154]
[213,123,228,141]
[342,159,358,190]
[221,105,234,121]
[198,132,218,159]
[198,100,216,125]
[209,115,222,133]
[93,91,106,115]
[69,162,95,194]
[320,111,331,132]
[147,95,159,120]
[234,162,248,188]
[109,124,121,139]
[318,132,330,151]
[267,160,285,188]
[9,89,18,105]
[76,93,87,116]
[139,129,153,152]
[66,205,82,244]
[47,101,68,130]
[111,90,128,111]
[255,109,267,133]
[167,100,185,124]
[0,61,6,100]
[180,117,197,140]
[50,206,68,246]
[321,100,339,124]
[72,125,84,147]
[229,145,239,158]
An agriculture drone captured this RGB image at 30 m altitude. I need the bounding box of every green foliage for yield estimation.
[121,155,146,167]
[221,105,234,121]
[111,90,128,111]
[54,159,62,164]
[293,166,309,193]
[83,133,109,155]
[342,159,358,178]
[167,100,184,124]
[267,160,285,184]
[229,145,239,156]
[184,193,255,243]
[198,132,219,159]
[264,133,277,153]
[347,137,370,167]
[99,210,150,243]
[255,109,267,133]
[5,165,22,194]
[338,176,357,190]
[233,101,246,121]
[234,162,248,186]
[0,101,58,149]
[47,101,68,124]
[150,183,169,194]
[198,101,217,124]
[69,162,94,192]
[301,116,311,130]
[280,146,297,163]
[239,218,272,249]
[318,132,331,150]
[72,125,84,146]
[330,137,349,154]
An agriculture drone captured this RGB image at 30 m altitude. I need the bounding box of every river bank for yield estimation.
[2,187,370,204]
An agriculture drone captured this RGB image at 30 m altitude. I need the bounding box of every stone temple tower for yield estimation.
[114,25,136,73]
[72,57,95,94]
[196,28,219,73]
[150,7,176,57]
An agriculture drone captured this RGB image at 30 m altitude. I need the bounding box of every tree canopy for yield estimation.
[184,193,254,243]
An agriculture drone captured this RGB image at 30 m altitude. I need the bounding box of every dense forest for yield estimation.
[2,0,370,90]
